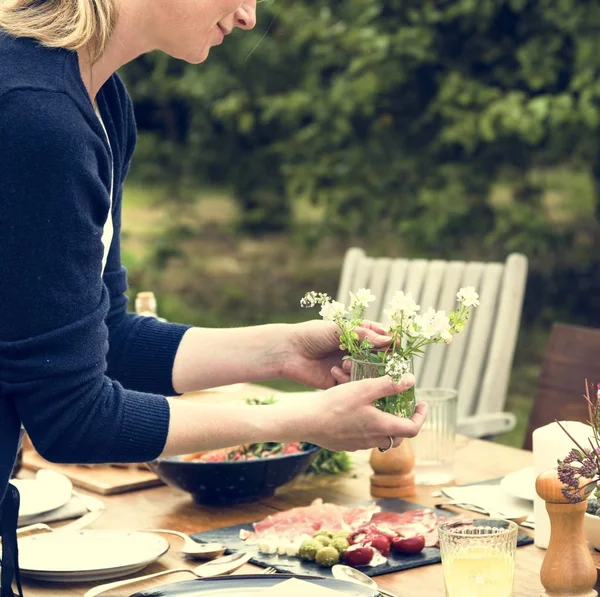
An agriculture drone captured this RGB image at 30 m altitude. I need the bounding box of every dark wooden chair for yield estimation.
[523,322,600,450]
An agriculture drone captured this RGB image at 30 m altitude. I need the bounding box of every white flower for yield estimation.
[384,355,411,380]
[300,291,331,308]
[384,308,416,329]
[349,288,376,310]
[457,286,480,308]
[413,308,451,340]
[386,291,420,317]
[441,329,453,344]
[319,300,347,321]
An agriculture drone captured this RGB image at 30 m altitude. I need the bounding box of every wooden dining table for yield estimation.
[16,387,600,596]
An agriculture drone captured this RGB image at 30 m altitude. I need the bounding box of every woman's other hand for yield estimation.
[274,374,427,452]
[283,319,392,389]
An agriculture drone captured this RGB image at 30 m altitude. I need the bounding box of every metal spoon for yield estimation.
[84,551,252,597]
[332,564,399,597]
[144,528,226,559]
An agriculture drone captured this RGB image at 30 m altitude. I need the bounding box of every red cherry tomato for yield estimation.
[390,535,425,554]
[365,535,391,557]
[343,546,374,567]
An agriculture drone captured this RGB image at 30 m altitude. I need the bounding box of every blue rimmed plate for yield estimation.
[130,573,379,596]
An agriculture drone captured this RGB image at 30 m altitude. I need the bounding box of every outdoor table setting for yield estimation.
[12,382,600,597]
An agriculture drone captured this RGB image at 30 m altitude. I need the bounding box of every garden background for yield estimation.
[119,0,600,448]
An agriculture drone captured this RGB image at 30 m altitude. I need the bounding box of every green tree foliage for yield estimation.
[122,0,600,246]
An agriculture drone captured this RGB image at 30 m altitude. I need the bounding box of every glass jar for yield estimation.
[349,358,416,418]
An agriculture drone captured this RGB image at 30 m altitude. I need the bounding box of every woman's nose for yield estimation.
[235,2,257,30]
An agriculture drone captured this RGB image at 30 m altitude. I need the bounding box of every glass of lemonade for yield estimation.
[438,519,518,597]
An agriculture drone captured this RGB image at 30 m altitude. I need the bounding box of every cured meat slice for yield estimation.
[251,499,380,540]
[342,504,380,528]
[370,509,438,536]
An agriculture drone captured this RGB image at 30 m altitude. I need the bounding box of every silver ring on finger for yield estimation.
[378,435,394,453]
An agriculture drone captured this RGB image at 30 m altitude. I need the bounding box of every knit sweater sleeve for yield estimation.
[0,89,170,464]
[103,86,191,396]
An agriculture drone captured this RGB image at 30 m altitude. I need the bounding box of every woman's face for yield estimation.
[151,0,257,63]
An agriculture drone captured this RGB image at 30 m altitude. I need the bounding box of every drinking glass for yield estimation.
[412,388,457,485]
[438,519,518,597]
[349,358,416,418]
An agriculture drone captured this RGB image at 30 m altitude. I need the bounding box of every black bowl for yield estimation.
[149,445,321,506]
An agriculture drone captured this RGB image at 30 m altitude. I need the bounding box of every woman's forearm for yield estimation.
[161,396,303,456]
[171,324,292,394]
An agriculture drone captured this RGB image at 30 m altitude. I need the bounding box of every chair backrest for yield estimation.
[336,247,528,422]
[523,323,600,450]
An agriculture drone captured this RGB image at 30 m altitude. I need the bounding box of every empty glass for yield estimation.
[412,388,457,485]
[438,519,518,597]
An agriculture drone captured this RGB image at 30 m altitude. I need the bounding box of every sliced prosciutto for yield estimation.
[369,509,446,547]
[250,499,380,540]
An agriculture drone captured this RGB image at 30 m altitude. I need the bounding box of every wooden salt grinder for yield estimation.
[369,439,416,499]
[535,469,598,597]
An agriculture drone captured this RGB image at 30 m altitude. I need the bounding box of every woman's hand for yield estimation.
[274,374,427,452]
[162,372,425,457]
[282,319,393,389]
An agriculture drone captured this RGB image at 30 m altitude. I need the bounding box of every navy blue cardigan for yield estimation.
[0,35,190,592]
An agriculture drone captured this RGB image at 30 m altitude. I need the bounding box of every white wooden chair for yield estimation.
[336,248,528,438]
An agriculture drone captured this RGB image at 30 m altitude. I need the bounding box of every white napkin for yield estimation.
[18,495,89,527]
[256,578,344,596]
[441,485,535,528]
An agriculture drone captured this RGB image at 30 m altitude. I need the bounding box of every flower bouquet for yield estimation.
[301,286,480,418]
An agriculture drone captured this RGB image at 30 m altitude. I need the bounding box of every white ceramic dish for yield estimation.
[18,530,169,582]
[12,474,72,522]
[500,466,536,502]
[584,512,600,551]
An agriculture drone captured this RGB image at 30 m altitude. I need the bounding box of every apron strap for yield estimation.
[1,484,23,597]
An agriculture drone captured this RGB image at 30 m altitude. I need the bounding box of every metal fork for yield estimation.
[261,567,277,575]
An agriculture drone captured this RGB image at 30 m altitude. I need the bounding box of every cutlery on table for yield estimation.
[16,523,52,537]
[57,490,105,531]
[16,491,104,537]
[84,551,253,597]
[434,501,529,525]
[143,528,226,559]
[332,564,399,597]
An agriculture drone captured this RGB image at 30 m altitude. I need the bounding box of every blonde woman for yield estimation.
[0,2,426,594]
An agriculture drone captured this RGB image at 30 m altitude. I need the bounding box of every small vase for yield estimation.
[349,358,416,418]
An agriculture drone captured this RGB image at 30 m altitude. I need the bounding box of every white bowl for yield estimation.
[584,512,600,550]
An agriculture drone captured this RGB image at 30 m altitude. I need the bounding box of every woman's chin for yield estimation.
[169,44,211,65]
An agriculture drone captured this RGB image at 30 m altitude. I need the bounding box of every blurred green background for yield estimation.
[119,0,600,449]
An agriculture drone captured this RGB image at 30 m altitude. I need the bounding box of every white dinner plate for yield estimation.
[500,466,536,502]
[12,471,72,521]
[131,575,377,596]
[18,530,169,582]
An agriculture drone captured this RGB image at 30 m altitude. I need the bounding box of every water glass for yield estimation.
[349,358,416,418]
[412,388,457,485]
[438,519,518,597]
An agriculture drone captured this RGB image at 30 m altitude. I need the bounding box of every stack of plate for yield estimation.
[500,466,536,502]
[12,471,73,526]
[18,530,169,582]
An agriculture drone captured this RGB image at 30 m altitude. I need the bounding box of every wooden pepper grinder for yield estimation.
[535,469,598,597]
[369,439,416,498]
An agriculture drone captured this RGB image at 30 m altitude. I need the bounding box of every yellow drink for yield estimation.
[442,546,515,597]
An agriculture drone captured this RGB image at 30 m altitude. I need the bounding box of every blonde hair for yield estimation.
[0,0,119,63]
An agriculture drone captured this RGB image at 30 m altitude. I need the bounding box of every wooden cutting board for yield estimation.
[21,450,163,495]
